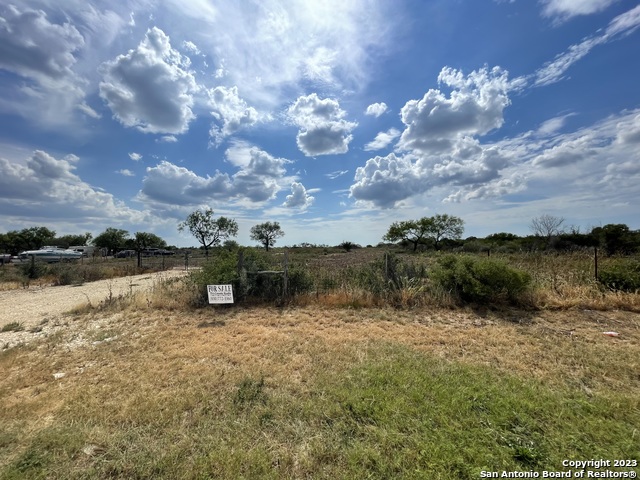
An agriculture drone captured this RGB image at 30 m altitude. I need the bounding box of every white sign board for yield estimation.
[207,284,234,304]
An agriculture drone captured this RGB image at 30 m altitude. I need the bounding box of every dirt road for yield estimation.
[0,269,188,348]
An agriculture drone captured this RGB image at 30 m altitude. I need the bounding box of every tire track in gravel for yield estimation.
[0,269,189,348]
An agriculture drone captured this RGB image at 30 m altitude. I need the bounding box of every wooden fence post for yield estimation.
[594,246,598,281]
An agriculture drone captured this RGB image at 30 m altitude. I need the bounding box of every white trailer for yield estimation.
[70,245,96,257]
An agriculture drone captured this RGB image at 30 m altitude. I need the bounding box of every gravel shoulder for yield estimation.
[0,269,188,348]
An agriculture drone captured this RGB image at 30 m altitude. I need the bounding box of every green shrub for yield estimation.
[190,249,241,305]
[431,255,531,304]
[339,241,361,252]
[286,264,314,296]
[598,261,640,292]
[191,249,313,304]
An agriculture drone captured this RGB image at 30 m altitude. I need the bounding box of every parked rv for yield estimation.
[70,245,96,257]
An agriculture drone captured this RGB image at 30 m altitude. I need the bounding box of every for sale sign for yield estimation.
[207,284,234,304]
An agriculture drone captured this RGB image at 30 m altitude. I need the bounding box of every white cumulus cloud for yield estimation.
[140,145,294,206]
[140,161,233,206]
[349,153,422,208]
[365,102,388,117]
[350,135,515,208]
[99,27,198,134]
[0,150,146,222]
[207,86,259,145]
[283,182,314,209]
[398,66,512,154]
[287,93,357,156]
[0,4,91,126]
[0,5,84,84]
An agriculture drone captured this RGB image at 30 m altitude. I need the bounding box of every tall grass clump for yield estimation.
[0,265,28,289]
[431,254,531,305]
[337,253,428,307]
[19,257,49,279]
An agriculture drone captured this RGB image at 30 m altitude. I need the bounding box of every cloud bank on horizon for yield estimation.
[0,0,639,246]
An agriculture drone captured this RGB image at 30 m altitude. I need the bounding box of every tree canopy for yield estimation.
[130,232,167,266]
[52,233,93,249]
[178,209,238,257]
[250,222,285,251]
[383,214,464,251]
[0,227,56,254]
[93,228,129,255]
[591,224,639,256]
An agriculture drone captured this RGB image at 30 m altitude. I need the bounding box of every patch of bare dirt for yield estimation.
[0,269,188,348]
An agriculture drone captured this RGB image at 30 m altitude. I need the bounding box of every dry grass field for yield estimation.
[0,248,639,478]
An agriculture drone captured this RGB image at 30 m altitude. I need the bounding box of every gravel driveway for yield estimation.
[0,269,188,348]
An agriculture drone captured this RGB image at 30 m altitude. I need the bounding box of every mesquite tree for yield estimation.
[384,214,464,251]
[250,222,285,251]
[178,209,238,257]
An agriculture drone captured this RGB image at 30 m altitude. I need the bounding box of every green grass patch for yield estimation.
[1,344,637,479]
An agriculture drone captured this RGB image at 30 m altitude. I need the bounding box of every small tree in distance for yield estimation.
[133,232,167,267]
[384,214,464,251]
[339,241,358,252]
[250,222,284,251]
[93,227,129,255]
[529,214,565,246]
[428,214,465,250]
[384,219,430,252]
[178,209,238,257]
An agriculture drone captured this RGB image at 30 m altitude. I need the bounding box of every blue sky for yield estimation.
[1,0,639,248]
